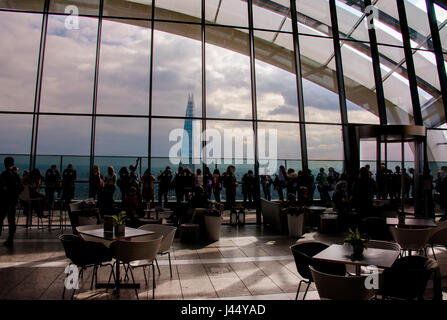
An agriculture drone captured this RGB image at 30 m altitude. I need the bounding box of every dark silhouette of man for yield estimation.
[0,157,23,248]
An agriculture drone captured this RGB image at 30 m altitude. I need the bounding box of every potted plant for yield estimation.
[113,211,127,237]
[344,228,369,259]
[286,205,305,238]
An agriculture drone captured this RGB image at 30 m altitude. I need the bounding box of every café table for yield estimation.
[78,226,155,296]
[313,244,400,276]
[386,217,437,228]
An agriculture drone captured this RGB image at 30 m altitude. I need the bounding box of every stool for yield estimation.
[320,214,338,234]
[179,223,200,243]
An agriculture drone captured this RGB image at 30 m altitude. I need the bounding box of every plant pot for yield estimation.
[287,214,304,238]
[352,243,364,259]
[114,224,125,237]
[204,215,222,242]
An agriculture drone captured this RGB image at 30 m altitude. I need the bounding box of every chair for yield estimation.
[382,256,442,300]
[59,234,115,300]
[19,185,46,230]
[76,224,112,248]
[290,242,346,300]
[260,198,285,233]
[138,224,177,278]
[68,202,101,234]
[389,226,434,256]
[360,217,393,241]
[309,265,375,300]
[427,220,447,260]
[368,240,401,251]
[109,236,163,299]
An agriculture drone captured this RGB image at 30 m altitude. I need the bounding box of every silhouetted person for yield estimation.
[274,165,287,201]
[183,167,195,199]
[102,166,116,216]
[89,165,103,201]
[212,168,222,202]
[142,169,155,208]
[242,170,255,208]
[44,164,60,209]
[351,167,376,217]
[287,169,299,199]
[327,167,339,192]
[302,169,315,202]
[117,167,130,201]
[260,168,273,201]
[61,163,77,206]
[173,166,185,204]
[204,166,213,200]
[158,166,172,207]
[392,166,402,200]
[222,166,237,210]
[316,168,330,206]
[0,157,23,248]
[332,173,349,215]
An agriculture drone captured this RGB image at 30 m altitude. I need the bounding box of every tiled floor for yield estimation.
[1,220,447,300]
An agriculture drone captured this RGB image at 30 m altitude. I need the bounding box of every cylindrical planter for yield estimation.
[204,215,222,241]
[114,224,125,237]
[287,214,304,238]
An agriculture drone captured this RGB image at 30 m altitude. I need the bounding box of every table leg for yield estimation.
[115,260,120,297]
[355,265,361,276]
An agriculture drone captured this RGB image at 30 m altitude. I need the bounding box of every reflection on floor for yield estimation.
[0,223,446,300]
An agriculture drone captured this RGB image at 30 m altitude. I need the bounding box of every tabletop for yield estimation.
[313,244,400,269]
[79,227,155,241]
[308,206,327,212]
[386,217,437,228]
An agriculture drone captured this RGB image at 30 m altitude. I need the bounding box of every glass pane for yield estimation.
[95,117,148,157]
[0,114,33,154]
[0,155,30,174]
[0,11,42,112]
[299,35,342,123]
[257,122,301,161]
[205,0,248,28]
[151,118,202,165]
[306,124,344,161]
[341,40,380,124]
[336,0,370,42]
[253,0,291,32]
[49,0,100,16]
[37,115,91,155]
[427,129,447,175]
[206,26,252,119]
[296,0,332,37]
[404,0,433,50]
[413,49,446,127]
[40,15,98,114]
[103,0,152,19]
[62,155,89,180]
[155,0,201,23]
[360,140,376,176]
[435,3,447,53]
[152,22,202,117]
[378,45,413,125]
[0,0,44,11]
[97,19,151,115]
[374,0,403,46]
[254,31,298,121]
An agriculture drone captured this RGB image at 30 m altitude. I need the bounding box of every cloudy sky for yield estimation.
[0,2,444,167]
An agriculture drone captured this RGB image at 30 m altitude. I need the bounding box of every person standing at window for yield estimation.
[212,168,222,203]
[89,165,104,201]
[62,163,77,206]
[0,157,23,248]
[44,164,61,210]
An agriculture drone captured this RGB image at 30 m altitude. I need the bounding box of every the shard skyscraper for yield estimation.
[181,93,195,164]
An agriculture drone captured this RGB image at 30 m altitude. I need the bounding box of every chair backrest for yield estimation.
[367,240,401,252]
[138,224,177,253]
[389,226,434,251]
[59,233,112,266]
[428,220,447,246]
[111,236,163,264]
[290,241,346,281]
[260,198,281,229]
[382,256,440,300]
[309,265,375,300]
[19,185,31,202]
[68,202,82,214]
